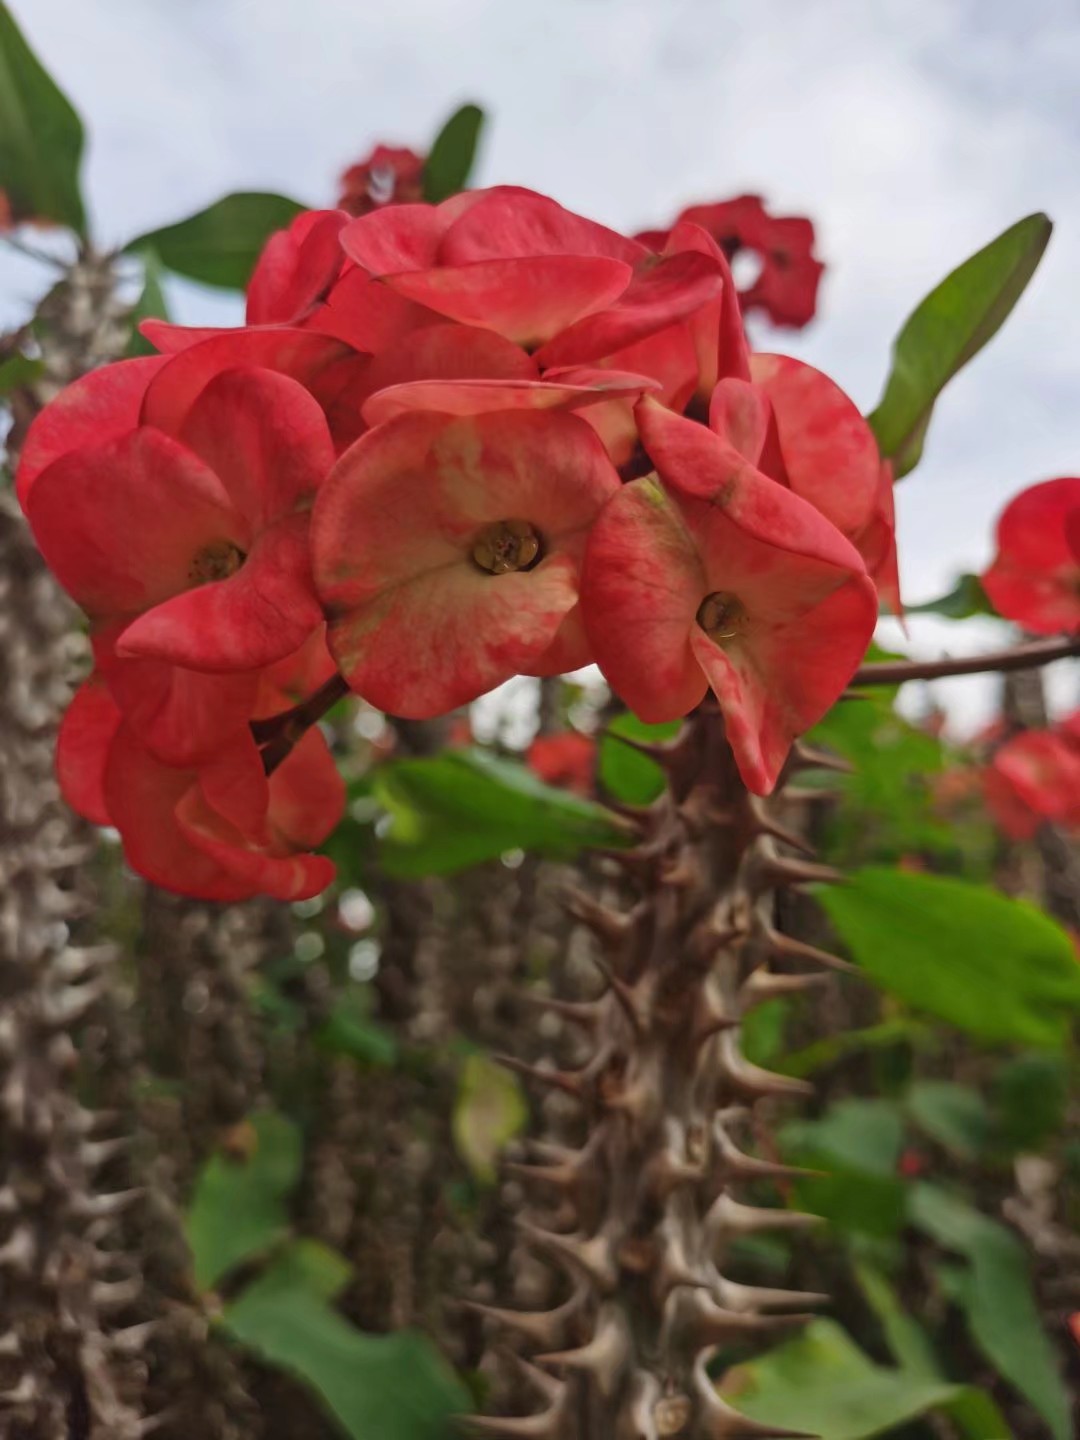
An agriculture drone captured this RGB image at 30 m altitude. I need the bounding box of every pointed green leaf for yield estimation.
[223,1243,468,1440]
[910,1184,1070,1440]
[599,714,682,804]
[126,191,306,290]
[817,868,1080,1047]
[905,1082,991,1159]
[373,747,634,877]
[868,214,1052,477]
[422,103,486,203]
[906,573,994,620]
[0,1,85,232]
[185,1110,302,1291]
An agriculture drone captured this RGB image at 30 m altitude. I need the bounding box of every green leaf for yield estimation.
[852,1262,938,1380]
[373,747,634,877]
[124,248,170,358]
[721,1319,963,1440]
[317,991,399,1069]
[782,1101,908,1239]
[422,103,485,203]
[0,1,85,232]
[599,714,682,804]
[452,1052,528,1185]
[991,1052,1067,1151]
[817,868,1080,1047]
[0,351,44,396]
[126,191,306,290]
[223,1243,467,1440]
[910,1184,1070,1440]
[185,1110,302,1291]
[906,574,995,620]
[905,1082,991,1159]
[868,213,1052,477]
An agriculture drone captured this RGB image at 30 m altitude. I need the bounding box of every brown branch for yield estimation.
[852,635,1080,687]
[252,672,350,775]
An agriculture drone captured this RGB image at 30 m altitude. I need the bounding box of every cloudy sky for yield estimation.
[6,0,1079,725]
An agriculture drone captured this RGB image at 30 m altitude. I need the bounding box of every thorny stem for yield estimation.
[852,634,1080,687]
[252,672,350,775]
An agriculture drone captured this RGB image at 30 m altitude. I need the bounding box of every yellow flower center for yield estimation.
[696,590,748,643]
[189,540,246,585]
[471,519,542,575]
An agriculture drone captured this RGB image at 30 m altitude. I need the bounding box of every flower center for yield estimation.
[189,540,246,585]
[696,590,748,643]
[470,519,542,575]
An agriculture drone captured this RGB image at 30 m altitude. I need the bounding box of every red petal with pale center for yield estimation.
[266,727,347,851]
[533,252,723,368]
[749,354,880,537]
[246,209,347,326]
[385,255,633,348]
[665,220,751,389]
[581,476,709,723]
[308,267,439,354]
[362,369,658,427]
[56,676,121,825]
[140,328,349,437]
[440,189,646,267]
[27,428,242,619]
[179,366,335,527]
[313,409,620,715]
[16,356,167,507]
[117,513,322,673]
[708,377,771,465]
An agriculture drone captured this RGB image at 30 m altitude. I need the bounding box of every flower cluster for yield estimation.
[983,712,1080,840]
[982,476,1080,634]
[20,185,898,898]
[639,194,825,329]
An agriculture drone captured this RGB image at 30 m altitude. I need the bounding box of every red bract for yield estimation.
[983,728,1080,839]
[246,209,349,326]
[982,477,1080,633]
[642,195,824,329]
[311,408,621,716]
[58,676,343,901]
[27,367,333,672]
[337,144,425,216]
[581,399,878,793]
[527,731,596,795]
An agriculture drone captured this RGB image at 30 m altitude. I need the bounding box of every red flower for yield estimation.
[311,408,621,717]
[641,195,824,329]
[983,728,1080,839]
[337,145,425,217]
[57,676,344,902]
[527,731,596,795]
[26,367,333,672]
[982,478,1080,633]
[581,399,877,793]
[246,209,349,326]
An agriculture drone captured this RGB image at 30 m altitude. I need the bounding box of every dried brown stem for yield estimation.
[252,672,350,774]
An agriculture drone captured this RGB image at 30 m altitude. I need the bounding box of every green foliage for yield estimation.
[0,1,85,231]
[806,695,963,864]
[186,1110,302,1291]
[422,103,486,202]
[126,191,306,290]
[782,1100,909,1238]
[722,1319,966,1440]
[0,351,44,394]
[904,1081,991,1160]
[909,1184,1071,1439]
[868,212,1051,477]
[124,248,170,357]
[991,1052,1068,1151]
[817,867,1080,1047]
[223,1242,468,1440]
[452,1051,528,1184]
[317,990,399,1069]
[599,714,682,804]
[373,747,633,876]
[906,573,995,619]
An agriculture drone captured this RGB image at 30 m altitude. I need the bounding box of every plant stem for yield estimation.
[252,672,350,775]
[853,635,1080,687]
